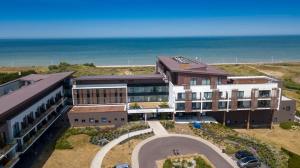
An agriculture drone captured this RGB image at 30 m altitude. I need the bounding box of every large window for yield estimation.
[192,92,197,100]
[237,91,244,99]
[192,102,201,110]
[203,102,212,110]
[177,93,185,100]
[203,92,212,100]
[218,101,227,109]
[217,77,222,85]
[259,90,270,98]
[201,78,210,85]
[237,101,251,108]
[257,100,271,108]
[190,78,197,85]
[176,103,185,110]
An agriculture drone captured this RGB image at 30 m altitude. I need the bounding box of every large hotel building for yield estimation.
[0,72,73,168]
[69,56,295,128]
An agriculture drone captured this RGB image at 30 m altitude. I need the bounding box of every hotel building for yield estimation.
[0,72,73,168]
[69,56,295,128]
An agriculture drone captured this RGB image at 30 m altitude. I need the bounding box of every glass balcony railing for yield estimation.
[16,98,65,138]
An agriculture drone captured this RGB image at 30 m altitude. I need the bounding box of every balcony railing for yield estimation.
[0,141,17,160]
[15,98,65,138]
[3,155,19,168]
[20,105,69,153]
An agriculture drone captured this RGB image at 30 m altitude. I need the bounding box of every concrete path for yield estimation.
[90,128,152,168]
[148,121,168,136]
[132,134,238,168]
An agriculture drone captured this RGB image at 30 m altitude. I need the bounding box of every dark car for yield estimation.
[235,150,254,159]
[237,156,261,168]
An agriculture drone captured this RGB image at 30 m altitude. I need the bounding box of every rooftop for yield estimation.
[75,74,163,81]
[0,72,73,121]
[70,105,126,113]
[158,56,228,75]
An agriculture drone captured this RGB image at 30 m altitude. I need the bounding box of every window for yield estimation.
[101,117,107,123]
[202,102,212,110]
[237,91,244,99]
[192,103,200,110]
[176,103,185,110]
[204,92,212,100]
[217,77,222,85]
[74,119,79,122]
[259,90,270,98]
[190,78,197,85]
[192,92,197,100]
[218,102,227,109]
[114,118,118,121]
[257,100,271,108]
[177,93,185,100]
[286,106,291,111]
[121,118,125,121]
[237,101,251,108]
[95,120,99,123]
[89,118,94,123]
[201,78,210,85]
[82,119,86,123]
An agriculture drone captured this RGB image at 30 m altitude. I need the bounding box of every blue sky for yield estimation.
[0,0,300,38]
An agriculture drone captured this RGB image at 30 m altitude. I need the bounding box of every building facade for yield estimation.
[0,72,73,168]
[69,56,296,129]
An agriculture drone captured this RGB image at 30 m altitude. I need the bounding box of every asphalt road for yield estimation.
[138,136,234,168]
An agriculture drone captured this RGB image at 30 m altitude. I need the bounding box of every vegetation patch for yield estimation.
[55,122,148,149]
[159,154,213,168]
[189,123,289,168]
[282,148,300,168]
[160,120,175,130]
[0,70,36,84]
[279,122,300,130]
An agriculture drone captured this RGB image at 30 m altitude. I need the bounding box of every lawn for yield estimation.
[235,125,300,155]
[43,134,99,168]
[102,133,153,168]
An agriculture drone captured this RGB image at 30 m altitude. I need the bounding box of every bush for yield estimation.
[163,159,173,168]
[0,70,36,84]
[160,120,175,130]
[280,122,294,130]
[55,139,73,149]
[130,102,141,109]
[282,148,300,168]
[83,63,95,67]
[159,102,169,108]
[195,157,212,168]
[283,78,300,90]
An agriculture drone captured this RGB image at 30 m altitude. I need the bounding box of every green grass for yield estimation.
[215,64,264,76]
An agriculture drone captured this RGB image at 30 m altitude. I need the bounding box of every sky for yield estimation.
[0,0,300,38]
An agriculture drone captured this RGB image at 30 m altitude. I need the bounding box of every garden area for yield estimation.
[55,121,149,149]
[158,154,213,168]
[102,132,154,168]
[188,123,300,168]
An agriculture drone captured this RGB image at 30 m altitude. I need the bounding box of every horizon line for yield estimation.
[1,34,300,40]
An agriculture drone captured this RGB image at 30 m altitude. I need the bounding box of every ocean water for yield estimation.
[0,36,300,66]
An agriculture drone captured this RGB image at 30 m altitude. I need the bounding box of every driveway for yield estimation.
[138,136,235,168]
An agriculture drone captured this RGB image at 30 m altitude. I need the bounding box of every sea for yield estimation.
[0,35,300,66]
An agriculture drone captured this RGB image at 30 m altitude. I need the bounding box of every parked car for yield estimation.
[114,163,131,168]
[237,156,261,168]
[235,150,254,159]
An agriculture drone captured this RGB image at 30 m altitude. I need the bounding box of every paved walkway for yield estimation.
[132,134,238,168]
[90,128,152,168]
[148,121,168,135]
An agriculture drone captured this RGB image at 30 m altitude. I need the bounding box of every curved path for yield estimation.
[132,134,237,168]
[90,128,152,168]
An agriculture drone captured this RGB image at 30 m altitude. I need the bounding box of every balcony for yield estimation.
[15,98,65,138]
[2,155,19,168]
[20,105,69,153]
[0,141,17,160]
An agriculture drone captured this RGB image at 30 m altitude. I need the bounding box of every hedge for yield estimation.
[282,148,300,168]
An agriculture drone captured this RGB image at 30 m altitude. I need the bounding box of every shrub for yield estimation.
[160,120,175,129]
[224,144,238,155]
[195,157,212,168]
[283,78,300,90]
[163,159,173,168]
[159,102,169,108]
[83,63,95,67]
[280,122,294,129]
[55,139,73,149]
[130,102,141,109]
[0,70,37,84]
[282,148,300,168]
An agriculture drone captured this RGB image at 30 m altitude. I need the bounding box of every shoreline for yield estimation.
[1,60,300,68]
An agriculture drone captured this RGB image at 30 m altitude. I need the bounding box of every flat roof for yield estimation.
[70,105,126,113]
[75,74,163,81]
[158,56,228,76]
[0,72,73,119]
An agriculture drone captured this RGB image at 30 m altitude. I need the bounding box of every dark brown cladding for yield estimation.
[0,72,74,122]
[74,74,165,85]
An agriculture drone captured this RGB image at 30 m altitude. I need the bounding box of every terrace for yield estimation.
[128,102,173,114]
